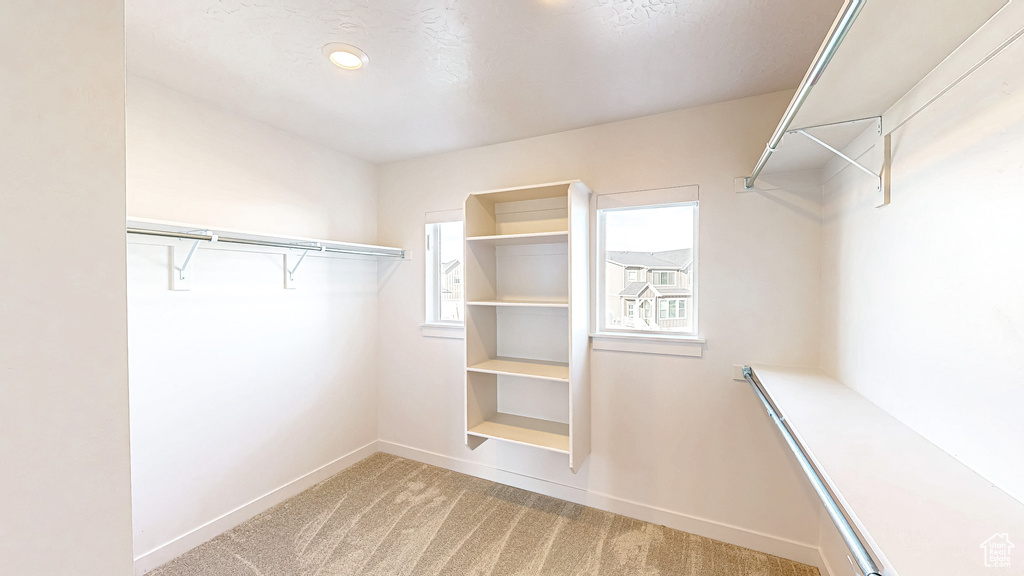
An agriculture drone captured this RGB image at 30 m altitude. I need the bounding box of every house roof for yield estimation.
[608,249,692,270]
[618,282,649,297]
[619,282,693,298]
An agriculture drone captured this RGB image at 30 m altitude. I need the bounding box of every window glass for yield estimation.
[600,202,697,334]
[426,221,464,324]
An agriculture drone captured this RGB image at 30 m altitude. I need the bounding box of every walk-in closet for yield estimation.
[4,1,1023,575]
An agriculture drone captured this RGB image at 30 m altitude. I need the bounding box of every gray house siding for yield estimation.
[606,249,694,332]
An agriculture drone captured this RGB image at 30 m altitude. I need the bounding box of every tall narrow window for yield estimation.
[598,191,698,336]
[426,220,464,324]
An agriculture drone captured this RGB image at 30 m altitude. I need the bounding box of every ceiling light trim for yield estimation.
[322,43,369,70]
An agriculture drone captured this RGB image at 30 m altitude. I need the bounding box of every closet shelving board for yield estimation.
[789,0,1007,131]
[466,231,569,246]
[467,357,570,382]
[466,301,568,308]
[744,0,1009,195]
[463,180,591,473]
[126,217,405,258]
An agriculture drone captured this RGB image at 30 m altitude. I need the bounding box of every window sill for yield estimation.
[421,323,464,339]
[589,332,705,357]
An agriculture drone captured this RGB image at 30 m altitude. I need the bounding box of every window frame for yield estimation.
[424,217,464,327]
[596,192,699,339]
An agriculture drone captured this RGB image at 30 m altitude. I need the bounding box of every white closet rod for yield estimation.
[744,0,867,190]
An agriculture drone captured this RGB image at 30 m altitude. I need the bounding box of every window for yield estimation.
[653,271,676,286]
[659,298,687,319]
[425,220,464,324]
[599,192,697,335]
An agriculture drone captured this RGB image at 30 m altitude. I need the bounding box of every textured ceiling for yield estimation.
[127,0,842,163]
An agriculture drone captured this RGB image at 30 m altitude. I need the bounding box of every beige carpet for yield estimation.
[150,453,819,576]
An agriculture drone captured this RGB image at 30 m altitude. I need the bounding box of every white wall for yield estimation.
[375,91,827,559]
[127,77,376,241]
[0,2,134,575]
[126,77,381,566]
[821,29,1024,504]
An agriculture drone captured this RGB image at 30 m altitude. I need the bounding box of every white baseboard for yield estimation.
[377,440,829,571]
[132,440,379,575]
[818,550,840,576]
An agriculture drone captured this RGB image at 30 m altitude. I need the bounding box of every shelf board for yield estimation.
[751,364,1024,576]
[467,357,569,382]
[466,231,569,246]
[467,413,570,454]
[790,0,1005,129]
[466,300,568,308]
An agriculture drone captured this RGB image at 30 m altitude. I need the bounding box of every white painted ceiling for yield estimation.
[127,0,843,163]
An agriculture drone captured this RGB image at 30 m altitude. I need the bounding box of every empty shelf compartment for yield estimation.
[467,413,569,453]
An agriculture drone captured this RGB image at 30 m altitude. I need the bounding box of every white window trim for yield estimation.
[421,323,464,339]
[593,185,700,343]
[589,332,704,357]
[425,210,464,329]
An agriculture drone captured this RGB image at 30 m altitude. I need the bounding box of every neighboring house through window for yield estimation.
[598,186,698,335]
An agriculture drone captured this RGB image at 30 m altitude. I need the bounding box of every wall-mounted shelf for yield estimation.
[467,413,570,454]
[740,0,1009,206]
[746,365,1024,576]
[463,180,591,473]
[467,357,570,382]
[790,0,1007,131]
[466,231,569,246]
[466,300,569,308]
[126,217,405,290]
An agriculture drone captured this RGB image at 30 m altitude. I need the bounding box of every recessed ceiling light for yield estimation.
[322,43,368,70]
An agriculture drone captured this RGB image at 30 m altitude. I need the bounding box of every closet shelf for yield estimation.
[467,357,570,382]
[742,0,1007,203]
[467,413,570,454]
[746,365,1024,576]
[466,231,569,246]
[126,217,405,259]
[467,300,568,308]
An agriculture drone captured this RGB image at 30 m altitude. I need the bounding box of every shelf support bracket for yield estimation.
[791,129,880,181]
[789,127,890,207]
[170,231,216,291]
[178,240,201,279]
[284,243,323,289]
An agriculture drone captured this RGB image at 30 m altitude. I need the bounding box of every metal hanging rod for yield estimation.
[126,227,405,259]
[744,0,868,190]
[742,367,882,576]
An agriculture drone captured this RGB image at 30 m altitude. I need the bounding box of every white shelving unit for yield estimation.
[463,181,591,472]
